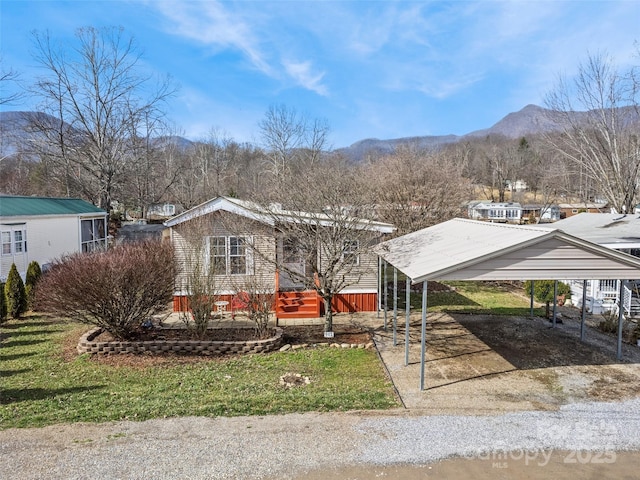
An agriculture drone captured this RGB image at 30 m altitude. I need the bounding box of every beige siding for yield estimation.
[322,235,385,293]
[439,238,640,281]
[171,213,276,295]
[338,251,378,292]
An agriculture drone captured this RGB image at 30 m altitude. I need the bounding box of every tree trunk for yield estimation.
[323,296,333,333]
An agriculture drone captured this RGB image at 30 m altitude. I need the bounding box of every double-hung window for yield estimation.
[207,236,251,275]
[210,236,228,275]
[1,228,27,255]
[342,239,360,266]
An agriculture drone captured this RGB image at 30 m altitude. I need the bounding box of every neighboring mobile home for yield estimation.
[164,196,395,319]
[467,201,522,223]
[0,195,108,280]
[542,213,640,315]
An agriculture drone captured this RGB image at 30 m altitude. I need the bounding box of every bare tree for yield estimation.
[123,116,181,218]
[258,104,330,180]
[175,216,222,339]
[0,57,24,106]
[28,26,175,212]
[368,145,473,235]
[544,52,640,213]
[243,156,391,334]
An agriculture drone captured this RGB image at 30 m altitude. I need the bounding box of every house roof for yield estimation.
[0,195,105,217]
[540,213,640,249]
[164,196,395,233]
[374,218,640,283]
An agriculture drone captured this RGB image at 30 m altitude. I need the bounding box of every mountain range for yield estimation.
[1,104,637,162]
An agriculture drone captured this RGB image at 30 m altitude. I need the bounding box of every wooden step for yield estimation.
[276,290,320,319]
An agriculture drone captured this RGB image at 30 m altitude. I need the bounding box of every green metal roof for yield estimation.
[0,195,106,217]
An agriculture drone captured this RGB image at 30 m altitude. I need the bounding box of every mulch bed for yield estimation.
[91,324,371,345]
[280,324,372,345]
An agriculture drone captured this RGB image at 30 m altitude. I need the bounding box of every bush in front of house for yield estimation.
[0,281,7,322]
[35,241,177,340]
[25,261,42,309]
[5,263,27,319]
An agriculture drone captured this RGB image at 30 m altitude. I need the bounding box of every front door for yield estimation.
[279,237,306,290]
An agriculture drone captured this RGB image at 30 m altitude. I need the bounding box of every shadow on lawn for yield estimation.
[0,368,32,377]
[0,329,66,338]
[0,385,106,405]
[0,339,47,349]
[0,351,38,361]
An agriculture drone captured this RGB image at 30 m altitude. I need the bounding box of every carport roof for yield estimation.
[374,218,640,283]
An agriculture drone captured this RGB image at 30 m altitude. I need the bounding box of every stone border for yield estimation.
[77,327,283,355]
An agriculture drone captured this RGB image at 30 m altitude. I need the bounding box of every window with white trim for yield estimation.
[1,231,11,255]
[342,240,360,266]
[81,218,107,252]
[207,236,252,275]
[1,228,27,255]
[211,236,227,275]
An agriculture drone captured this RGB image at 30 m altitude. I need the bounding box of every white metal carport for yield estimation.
[374,219,640,390]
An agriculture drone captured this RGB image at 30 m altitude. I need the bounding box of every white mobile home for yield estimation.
[0,195,108,280]
[467,201,522,223]
[542,213,640,314]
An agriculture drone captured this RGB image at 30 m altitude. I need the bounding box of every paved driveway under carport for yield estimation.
[373,309,640,413]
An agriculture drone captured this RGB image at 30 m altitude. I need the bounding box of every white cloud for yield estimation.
[153,0,273,76]
[282,60,328,96]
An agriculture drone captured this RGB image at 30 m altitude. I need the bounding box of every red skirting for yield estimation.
[173,292,379,316]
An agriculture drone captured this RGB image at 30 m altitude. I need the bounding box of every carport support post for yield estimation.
[617,280,625,361]
[393,267,398,346]
[420,280,428,391]
[383,261,388,331]
[552,280,558,327]
[580,279,587,342]
[405,276,410,366]
[377,257,382,318]
[530,280,534,317]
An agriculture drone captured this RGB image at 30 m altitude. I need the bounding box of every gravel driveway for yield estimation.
[2,397,640,480]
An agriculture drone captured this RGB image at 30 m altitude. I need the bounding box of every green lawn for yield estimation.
[400,280,546,316]
[0,316,398,429]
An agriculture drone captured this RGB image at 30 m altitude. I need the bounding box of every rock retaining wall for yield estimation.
[77,327,283,355]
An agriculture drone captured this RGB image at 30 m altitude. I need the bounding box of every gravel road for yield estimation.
[2,397,640,480]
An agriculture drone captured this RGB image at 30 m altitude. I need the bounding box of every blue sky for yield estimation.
[1,1,639,148]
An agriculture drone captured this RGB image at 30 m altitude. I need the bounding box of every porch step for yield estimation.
[276,291,320,319]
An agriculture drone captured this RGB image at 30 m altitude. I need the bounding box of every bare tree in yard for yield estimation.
[544,52,640,213]
[175,216,223,339]
[231,275,275,339]
[367,145,473,235]
[28,27,175,212]
[245,156,387,334]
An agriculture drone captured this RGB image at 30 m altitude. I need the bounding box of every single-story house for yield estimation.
[467,201,522,223]
[521,204,561,223]
[540,213,640,314]
[0,195,108,281]
[164,196,395,319]
[558,202,608,219]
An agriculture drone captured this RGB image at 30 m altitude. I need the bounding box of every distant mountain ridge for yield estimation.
[2,105,639,162]
[337,104,640,161]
